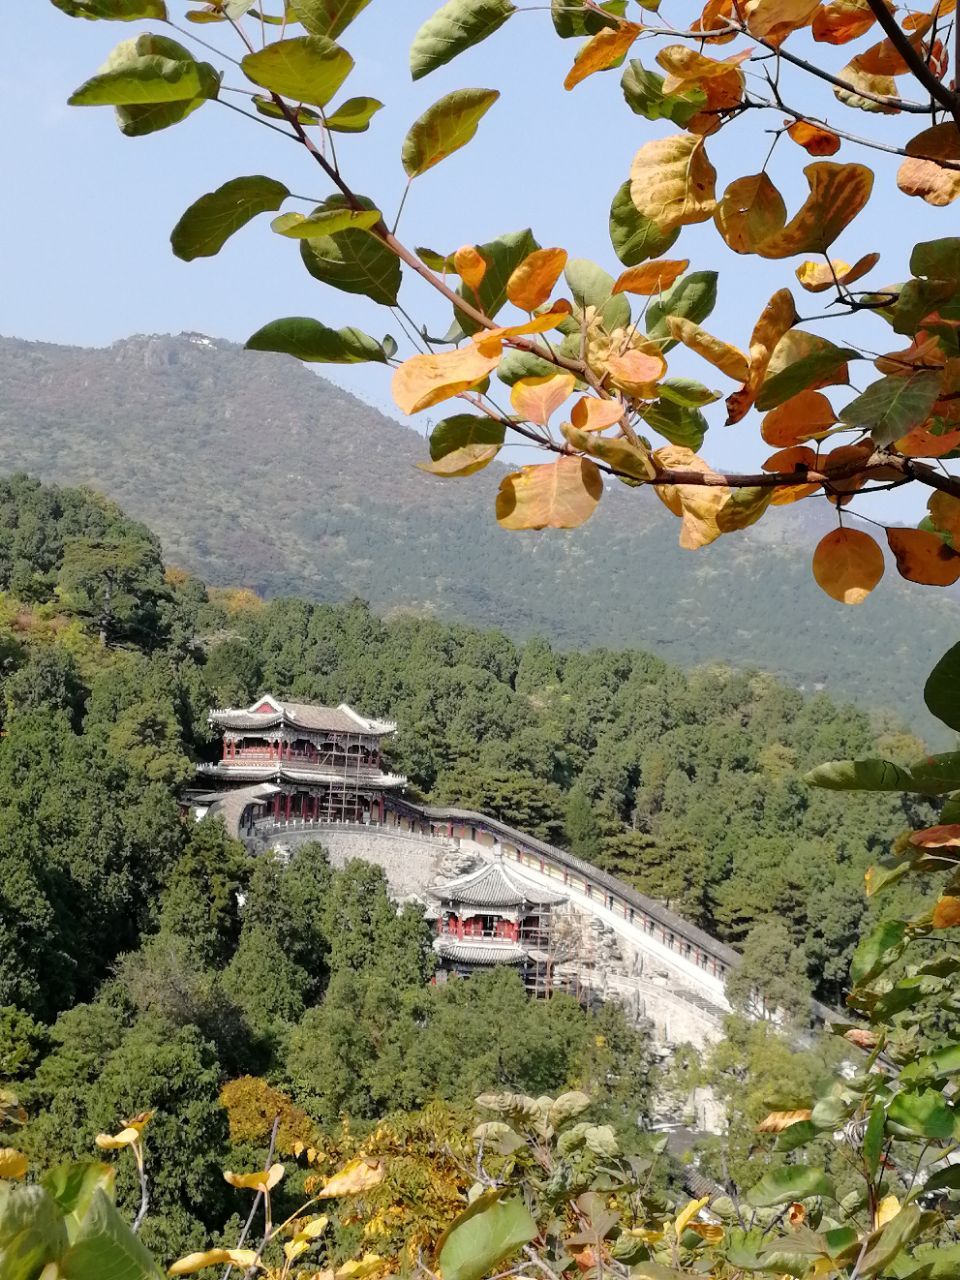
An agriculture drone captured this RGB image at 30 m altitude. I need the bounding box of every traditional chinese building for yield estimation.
[431,855,566,994]
[196,694,407,827]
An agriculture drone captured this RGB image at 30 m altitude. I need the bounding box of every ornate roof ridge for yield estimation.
[434,856,565,908]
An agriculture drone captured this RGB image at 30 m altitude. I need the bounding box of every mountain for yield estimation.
[1,331,957,731]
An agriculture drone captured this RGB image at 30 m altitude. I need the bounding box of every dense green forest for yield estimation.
[3,333,960,735]
[0,472,934,1261]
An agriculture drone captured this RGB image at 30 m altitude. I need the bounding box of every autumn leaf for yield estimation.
[757,330,855,409]
[896,423,960,456]
[392,342,502,415]
[510,372,576,425]
[887,527,960,584]
[169,1250,261,1275]
[496,457,603,529]
[654,44,748,130]
[856,18,932,74]
[564,22,643,90]
[813,0,878,44]
[605,347,667,396]
[786,120,841,155]
[835,61,901,112]
[475,304,572,352]
[421,414,504,477]
[561,423,655,480]
[571,396,625,432]
[225,1163,285,1193]
[506,248,567,311]
[0,1148,28,1179]
[813,527,884,603]
[756,162,874,259]
[744,0,819,44]
[667,316,749,381]
[933,896,960,927]
[726,287,799,423]
[652,444,731,548]
[675,1196,709,1237]
[795,252,880,292]
[761,390,837,445]
[455,245,487,291]
[758,1110,813,1132]
[910,823,960,847]
[928,490,960,542]
[630,134,718,234]
[401,88,500,178]
[897,123,960,205]
[317,1157,385,1198]
[763,444,820,505]
[613,260,690,295]
[693,0,739,43]
[95,1127,142,1150]
[714,172,788,254]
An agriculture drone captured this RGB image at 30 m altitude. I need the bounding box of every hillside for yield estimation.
[2,331,958,730]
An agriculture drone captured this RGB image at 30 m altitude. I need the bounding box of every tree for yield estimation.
[46,0,960,611]
[57,534,167,648]
[565,784,602,859]
[724,919,813,1024]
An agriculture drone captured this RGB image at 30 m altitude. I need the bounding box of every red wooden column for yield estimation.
[284,793,292,821]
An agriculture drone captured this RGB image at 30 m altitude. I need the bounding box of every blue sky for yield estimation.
[3,2,953,513]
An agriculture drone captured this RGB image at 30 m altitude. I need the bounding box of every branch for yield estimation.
[132,1144,149,1234]
[223,1115,280,1280]
[862,0,960,120]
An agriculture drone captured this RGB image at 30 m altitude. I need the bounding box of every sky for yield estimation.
[2,2,954,514]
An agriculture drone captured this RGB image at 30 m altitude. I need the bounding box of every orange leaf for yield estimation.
[506,248,568,312]
[789,1203,807,1227]
[812,527,884,603]
[510,372,577,426]
[933,895,960,927]
[454,245,486,292]
[571,396,625,432]
[693,0,739,43]
[612,260,690,295]
[928,490,960,541]
[875,335,945,376]
[897,123,960,206]
[392,343,502,415]
[655,45,749,130]
[564,22,643,91]
[714,172,787,255]
[855,16,932,74]
[746,286,799,395]
[757,1109,813,1132]
[844,1026,879,1048]
[761,390,837,445]
[910,823,960,848]
[886,526,960,584]
[754,162,874,259]
[813,0,878,43]
[667,317,749,381]
[895,423,960,456]
[474,304,572,354]
[764,445,821,503]
[795,252,880,292]
[822,441,872,505]
[745,0,819,43]
[786,120,841,155]
[496,457,603,530]
[605,348,667,396]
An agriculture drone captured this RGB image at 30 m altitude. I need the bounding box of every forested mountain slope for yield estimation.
[1,332,958,729]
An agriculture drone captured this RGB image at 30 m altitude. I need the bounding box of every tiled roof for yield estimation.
[196,783,280,838]
[196,763,407,788]
[434,857,565,908]
[434,938,527,966]
[210,696,396,736]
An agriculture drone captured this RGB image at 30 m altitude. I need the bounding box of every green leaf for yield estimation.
[69,35,219,106]
[910,237,960,285]
[609,180,680,267]
[562,426,654,481]
[621,60,706,126]
[564,258,630,332]
[438,1196,537,1280]
[920,1164,960,1193]
[252,95,322,124]
[641,398,707,449]
[171,176,290,261]
[925,641,960,734]
[59,1189,163,1279]
[430,414,505,460]
[887,1090,955,1140]
[402,88,499,178]
[746,1165,835,1208]
[775,1119,819,1152]
[246,316,388,363]
[861,1104,885,1181]
[901,1044,960,1084]
[417,246,456,272]
[805,752,960,796]
[241,36,353,108]
[860,1203,923,1277]
[51,0,167,16]
[411,0,516,80]
[42,1164,115,1243]
[448,228,540,338]
[646,271,718,347]
[851,919,906,985]
[116,94,212,135]
[756,338,858,411]
[657,377,720,408]
[551,0,626,37]
[325,95,383,131]
[496,347,557,385]
[272,206,381,237]
[839,372,941,447]
[289,0,371,36]
[300,195,401,305]
[0,1184,67,1280]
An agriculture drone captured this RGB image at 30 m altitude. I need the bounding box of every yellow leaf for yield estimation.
[561,423,655,481]
[758,1109,813,1132]
[675,1195,710,1237]
[726,287,799,424]
[812,527,884,603]
[474,304,572,353]
[418,444,500,477]
[856,18,931,74]
[317,1157,385,1199]
[835,61,901,112]
[667,317,749,381]
[454,245,486,292]
[336,1253,385,1279]
[928,490,960,541]
[813,0,878,43]
[392,343,502,415]
[612,260,690,295]
[652,444,731,548]
[795,253,880,292]
[604,347,667,396]
[630,134,717,235]
[875,1195,901,1228]
[786,120,841,155]
[564,22,643,90]
[745,0,818,43]
[301,1215,330,1239]
[0,1148,28,1180]
[933,895,960,927]
[168,1250,260,1276]
[690,1222,725,1243]
[897,123,960,206]
[95,1128,141,1150]
[886,527,960,585]
[571,396,625,432]
[496,458,603,530]
[224,1163,285,1193]
[694,0,739,42]
[655,45,748,130]
[714,172,788,255]
[506,248,568,312]
[510,373,577,426]
[753,162,874,259]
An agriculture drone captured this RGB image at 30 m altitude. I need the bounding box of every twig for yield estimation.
[861,0,960,121]
[222,1114,281,1280]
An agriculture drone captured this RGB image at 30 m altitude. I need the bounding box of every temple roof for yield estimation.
[196,762,407,788]
[193,783,281,838]
[434,857,565,909]
[434,938,528,966]
[210,694,396,736]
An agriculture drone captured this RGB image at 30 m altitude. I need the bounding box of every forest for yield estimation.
[0,471,935,1267]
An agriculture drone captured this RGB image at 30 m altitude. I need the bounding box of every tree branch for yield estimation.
[862,0,960,119]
